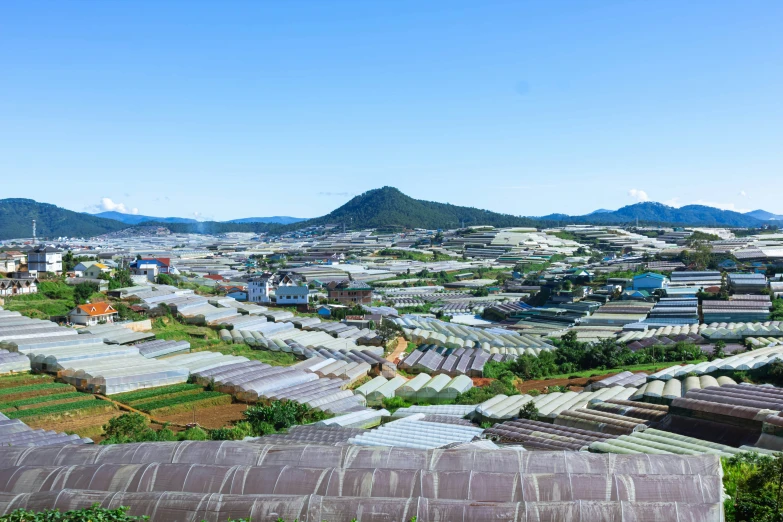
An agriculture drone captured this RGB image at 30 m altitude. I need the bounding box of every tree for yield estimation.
[518,400,540,421]
[73,282,99,305]
[375,319,402,345]
[713,340,726,360]
[157,273,176,286]
[63,250,76,272]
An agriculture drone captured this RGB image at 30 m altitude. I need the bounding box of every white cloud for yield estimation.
[739,190,750,198]
[192,212,214,222]
[100,197,138,215]
[663,197,682,208]
[627,189,649,202]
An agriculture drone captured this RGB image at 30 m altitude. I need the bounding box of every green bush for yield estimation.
[381,396,412,413]
[243,401,329,436]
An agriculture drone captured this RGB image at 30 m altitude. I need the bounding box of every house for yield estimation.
[317,305,332,318]
[248,274,273,304]
[275,284,310,305]
[327,280,373,305]
[132,261,160,282]
[68,302,118,326]
[84,263,112,279]
[0,278,38,297]
[0,252,25,273]
[226,288,248,302]
[28,245,63,274]
[632,272,668,291]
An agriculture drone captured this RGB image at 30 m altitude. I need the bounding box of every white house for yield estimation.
[132,261,159,282]
[248,274,273,304]
[68,302,118,326]
[28,246,63,275]
[0,279,38,297]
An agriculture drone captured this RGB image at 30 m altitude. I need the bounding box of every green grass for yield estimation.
[6,398,110,420]
[0,382,74,398]
[111,383,203,404]
[0,392,90,411]
[152,318,298,366]
[543,360,704,381]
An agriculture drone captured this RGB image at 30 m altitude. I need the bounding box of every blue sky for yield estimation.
[1,1,781,220]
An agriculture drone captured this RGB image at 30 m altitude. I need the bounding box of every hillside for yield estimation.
[92,211,198,225]
[539,202,763,227]
[0,199,128,240]
[746,209,783,221]
[295,187,538,230]
[225,216,306,224]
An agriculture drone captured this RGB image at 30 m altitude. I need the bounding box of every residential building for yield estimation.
[248,274,273,304]
[327,280,373,304]
[632,272,668,291]
[28,246,63,274]
[0,278,38,297]
[132,261,160,282]
[275,284,310,305]
[68,302,118,326]
[84,263,112,279]
[0,252,25,273]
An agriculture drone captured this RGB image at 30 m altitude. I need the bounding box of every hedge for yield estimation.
[111,383,203,404]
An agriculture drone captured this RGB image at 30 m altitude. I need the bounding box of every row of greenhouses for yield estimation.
[355,373,473,406]
[634,376,737,404]
[394,316,554,353]
[589,428,757,457]
[648,344,783,380]
[476,386,638,421]
[346,414,484,449]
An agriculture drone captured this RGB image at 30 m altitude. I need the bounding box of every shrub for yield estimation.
[243,401,329,436]
[0,504,147,521]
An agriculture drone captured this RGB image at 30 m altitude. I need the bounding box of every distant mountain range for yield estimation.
[745,209,783,221]
[538,202,764,227]
[93,211,305,226]
[0,192,781,240]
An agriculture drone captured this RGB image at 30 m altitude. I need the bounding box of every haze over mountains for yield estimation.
[0,188,780,240]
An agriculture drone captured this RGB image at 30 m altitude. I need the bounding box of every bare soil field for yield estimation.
[155,403,250,429]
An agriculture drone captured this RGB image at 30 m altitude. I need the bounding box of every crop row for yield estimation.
[0,392,91,411]
[6,398,112,421]
[0,382,74,398]
[127,389,203,408]
[111,383,203,404]
[0,374,54,389]
[136,391,231,414]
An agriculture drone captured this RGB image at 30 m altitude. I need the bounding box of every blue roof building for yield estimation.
[632,272,668,291]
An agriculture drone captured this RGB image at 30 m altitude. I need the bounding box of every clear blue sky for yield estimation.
[1,1,781,220]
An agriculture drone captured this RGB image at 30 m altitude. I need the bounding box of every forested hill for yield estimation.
[538,202,763,227]
[0,199,127,240]
[295,187,538,230]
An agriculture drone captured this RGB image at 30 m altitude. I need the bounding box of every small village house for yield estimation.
[327,280,373,304]
[68,302,118,326]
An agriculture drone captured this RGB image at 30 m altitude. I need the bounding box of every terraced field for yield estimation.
[0,374,117,438]
[112,383,233,417]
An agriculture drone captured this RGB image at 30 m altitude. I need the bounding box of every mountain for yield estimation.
[92,211,198,225]
[225,216,306,225]
[588,208,613,215]
[293,187,539,230]
[0,199,127,240]
[537,202,763,227]
[745,209,783,221]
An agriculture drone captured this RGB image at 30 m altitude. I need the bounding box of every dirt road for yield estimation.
[386,336,408,364]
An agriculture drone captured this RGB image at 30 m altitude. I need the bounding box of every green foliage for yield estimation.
[105,269,134,290]
[38,281,74,300]
[209,421,254,441]
[0,503,148,521]
[242,401,329,435]
[156,273,176,286]
[377,249,435,262]
[381,396,412,413]
[518,400,539,421]
[375,320,403,345]
[101,413,159,444]
[111,383,203,404]
[771,298,783,321]
[687,231,721,244]
[0,199,127,240]
[455,379,519,405]
[73,282,99,305]
[722,452,783,521]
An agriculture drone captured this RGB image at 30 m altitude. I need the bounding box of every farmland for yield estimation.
[112,383,234,417]
[0,373,118,439]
